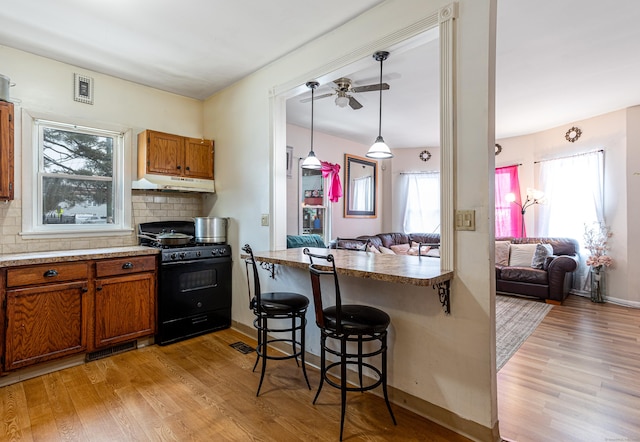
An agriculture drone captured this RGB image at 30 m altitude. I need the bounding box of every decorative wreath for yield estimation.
[565,126,582,143]
[495,144,502,156]
[419,150,432,162]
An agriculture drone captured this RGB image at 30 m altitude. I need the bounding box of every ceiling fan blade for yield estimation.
[351,82,390,93]
[300,92,334,103]
[348,96,363,110]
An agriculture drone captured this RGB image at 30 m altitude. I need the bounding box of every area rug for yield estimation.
[496,295,553,371]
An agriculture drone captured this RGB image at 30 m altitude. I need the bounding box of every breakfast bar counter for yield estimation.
[244,247,454,313]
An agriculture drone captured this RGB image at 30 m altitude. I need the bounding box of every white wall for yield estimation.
[496,109,637,306]
[203,0,498,438]
[0,45,206,253]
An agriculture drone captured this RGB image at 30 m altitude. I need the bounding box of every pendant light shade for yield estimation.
[366,51,393,159]
[301,81,322,169]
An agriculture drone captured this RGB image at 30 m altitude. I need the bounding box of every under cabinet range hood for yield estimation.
[131,174,215,193]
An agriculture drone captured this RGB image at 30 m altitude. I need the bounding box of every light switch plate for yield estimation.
[261,214,269,226]
[455,210,475,231]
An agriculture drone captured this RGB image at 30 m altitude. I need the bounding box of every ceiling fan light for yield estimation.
[301,150,322,169]
[335,95,349,108]
[366,136,393,159]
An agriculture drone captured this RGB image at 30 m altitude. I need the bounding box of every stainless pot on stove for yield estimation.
[194,217,228,243]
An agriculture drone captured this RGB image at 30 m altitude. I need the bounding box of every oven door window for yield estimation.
[158,259,232,319]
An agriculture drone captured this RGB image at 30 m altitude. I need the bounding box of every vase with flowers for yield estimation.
[583,222,613,303]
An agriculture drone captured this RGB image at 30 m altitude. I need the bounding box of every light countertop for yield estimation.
[0,246,159,267]
[244,247,453,287]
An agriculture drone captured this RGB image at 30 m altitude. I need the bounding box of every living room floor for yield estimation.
[497,294,640,441]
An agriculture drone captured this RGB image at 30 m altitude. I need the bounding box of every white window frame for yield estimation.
[21,110,133,239]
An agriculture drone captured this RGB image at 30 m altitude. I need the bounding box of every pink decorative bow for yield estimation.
[321,161,342,203]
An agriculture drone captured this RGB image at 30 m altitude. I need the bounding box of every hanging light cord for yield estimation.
[310,83,315,151]
[377,55,383,138]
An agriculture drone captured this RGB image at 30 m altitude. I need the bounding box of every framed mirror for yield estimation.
[344,153,377,218]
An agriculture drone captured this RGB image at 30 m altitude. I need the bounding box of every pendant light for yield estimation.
[301,81,322,169]
[366,51,393,159]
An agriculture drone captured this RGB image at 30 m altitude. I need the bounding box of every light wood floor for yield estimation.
[0,327,468,441]
[498,294,640,442]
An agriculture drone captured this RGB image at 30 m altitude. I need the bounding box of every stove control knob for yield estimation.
[196,251,201,257]
[170,253,177,260]
[179,252,186,259]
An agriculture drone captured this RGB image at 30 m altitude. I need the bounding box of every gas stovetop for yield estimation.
[138,221,231,262]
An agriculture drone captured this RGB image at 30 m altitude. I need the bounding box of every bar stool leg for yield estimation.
[256,316,268,396]
[300,314,311,389]
[339,336,348,441]
[313,331,327,404]
[381,332,397,425]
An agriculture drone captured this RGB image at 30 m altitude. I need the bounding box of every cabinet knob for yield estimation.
[96,286,102,291]
[176,165,181,170]
[43,269,58,278]
[185,166,190,171]
[122,262,134,269]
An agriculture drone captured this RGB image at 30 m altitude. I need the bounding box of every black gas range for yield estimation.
[138,221,232,345]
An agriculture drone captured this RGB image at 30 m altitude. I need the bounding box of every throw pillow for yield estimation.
[531,243,553,269]
[367,244,380,254]
[379,246,396,255]
[390,243,411,255]
[495,241,511,266]
[424,248,440,257]
[508,243,538,267]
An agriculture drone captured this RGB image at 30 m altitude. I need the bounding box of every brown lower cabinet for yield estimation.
[0,254,157,373]
[94,256,156,348]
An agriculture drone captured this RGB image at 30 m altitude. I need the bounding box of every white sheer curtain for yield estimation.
[401,172,440,233]
[352,176,373,211]
[537,150,604,291]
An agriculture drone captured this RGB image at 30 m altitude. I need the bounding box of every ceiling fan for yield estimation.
[301,77,390,110]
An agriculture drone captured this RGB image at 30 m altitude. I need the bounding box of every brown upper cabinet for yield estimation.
[0,101,14,200]
[138,130,214,180]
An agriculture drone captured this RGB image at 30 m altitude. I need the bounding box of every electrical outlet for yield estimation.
[261,214,269,226]
[455,210,475,231]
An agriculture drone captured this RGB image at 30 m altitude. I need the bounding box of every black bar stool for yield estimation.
[242,244,311,396]
[304,248,396,440]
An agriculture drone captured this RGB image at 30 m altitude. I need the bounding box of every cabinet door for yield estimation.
[5,282,88,371]
[94,272,156,348]
[0,101,14,200]
[184,138,214,179]
[145,130,185,176]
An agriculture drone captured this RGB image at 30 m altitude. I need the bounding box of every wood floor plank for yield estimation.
[1,327,468,441]
[498,294,640,442]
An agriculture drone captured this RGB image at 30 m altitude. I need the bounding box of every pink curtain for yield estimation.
[321,161,342,203]
[495,165,524,237]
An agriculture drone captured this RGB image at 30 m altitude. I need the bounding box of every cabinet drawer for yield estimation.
[96,255,156,278]
[7,262,89,288]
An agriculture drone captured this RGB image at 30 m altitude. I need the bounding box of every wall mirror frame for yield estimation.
[344,154,378,218]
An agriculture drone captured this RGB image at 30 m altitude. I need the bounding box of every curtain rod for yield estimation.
[534,149,604,164]
[399,171,440,175]
[496,163,522,168]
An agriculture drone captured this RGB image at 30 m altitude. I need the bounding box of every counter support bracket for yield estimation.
[433,280,450,314]
[260,262,275,279]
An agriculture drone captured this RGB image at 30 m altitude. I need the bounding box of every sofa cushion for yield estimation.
[390,243,411,255]
[508,243,538,267]
[377,232,411,248]
[495,240,510,266]
[379,246,396,254]
[500,267,548,284]
[367,244,381,254]
[531,243,553,269]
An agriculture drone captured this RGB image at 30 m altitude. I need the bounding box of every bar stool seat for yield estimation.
[304,248,396,440]
[243,244,311,396]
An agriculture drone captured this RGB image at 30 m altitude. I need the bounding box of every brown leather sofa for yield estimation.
[333,232,440,254]
[495,237,579,304]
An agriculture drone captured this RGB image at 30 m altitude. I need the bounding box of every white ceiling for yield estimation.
[2,1,640,148]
